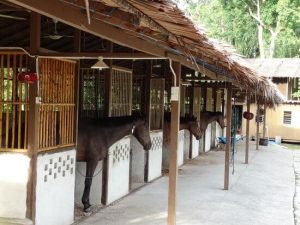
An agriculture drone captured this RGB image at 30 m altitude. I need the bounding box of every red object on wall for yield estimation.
[243,111,254,120]
[18,72,38,84]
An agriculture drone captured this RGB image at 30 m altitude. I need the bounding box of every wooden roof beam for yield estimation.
[37,51,165,59]
[6,0,167,57]
[6,0,232,82]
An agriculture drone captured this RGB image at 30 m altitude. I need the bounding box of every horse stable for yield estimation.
[0,1,284,225]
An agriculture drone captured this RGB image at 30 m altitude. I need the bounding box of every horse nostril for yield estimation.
[146,143,152,150]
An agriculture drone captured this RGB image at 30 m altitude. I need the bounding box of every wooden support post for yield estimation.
[245,95,250,164]
[102,42,113,205]
[73,29,81,144]
[167,61,181,225]
[224,83,232,190]
[189,82,194,159]
[104,42,113,118]
[26,11,41,220]
[263,103,267,138]
[189,82,194,116]
[144,60,152,182]
[256,104,260,150]
[212,88,217,112]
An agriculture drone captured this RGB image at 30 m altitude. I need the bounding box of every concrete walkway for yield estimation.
[76,142,295,225]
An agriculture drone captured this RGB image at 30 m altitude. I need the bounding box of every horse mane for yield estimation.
[79,115,146,127]
[201,111,224,116]
[164,112,197,123]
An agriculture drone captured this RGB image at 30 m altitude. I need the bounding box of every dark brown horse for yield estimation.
[77,115,152,212]
[200,111,226,135]
[163,113,202,143]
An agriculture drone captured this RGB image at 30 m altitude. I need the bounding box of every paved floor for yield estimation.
[76,142,295,225]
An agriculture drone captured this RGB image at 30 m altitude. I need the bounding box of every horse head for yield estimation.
[216,112,226,129]
[132,116,152,151]
[185,115,202,140]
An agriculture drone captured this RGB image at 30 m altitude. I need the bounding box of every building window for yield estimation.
[283,111,292,125]
[289,78,300,100]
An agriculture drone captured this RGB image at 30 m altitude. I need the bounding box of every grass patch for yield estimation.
[282,143,300,150]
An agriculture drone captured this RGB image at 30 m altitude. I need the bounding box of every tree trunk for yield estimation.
[257,0,265,58]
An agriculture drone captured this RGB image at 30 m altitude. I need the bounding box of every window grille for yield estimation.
[283,111,292,125]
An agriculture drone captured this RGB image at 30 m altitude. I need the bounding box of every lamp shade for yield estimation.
[91,57,109,70]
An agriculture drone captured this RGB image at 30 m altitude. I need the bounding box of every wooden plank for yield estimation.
[5,54,10,149]
[224,83,232,190]
[168,60,181,225]
[262,103,266,138]
[245,95,250,164]
[26,11,41,221]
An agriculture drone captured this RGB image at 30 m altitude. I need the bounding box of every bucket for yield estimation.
[275,136,281,144]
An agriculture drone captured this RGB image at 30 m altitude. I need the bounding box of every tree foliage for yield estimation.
[175,0,300,58]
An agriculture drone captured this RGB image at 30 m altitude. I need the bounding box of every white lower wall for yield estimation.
[35,149,76,225]
[75,161,103,205]
[147,131,163,182]
[216,124,223,146]
[183,130,190,161]
[178,130,184,166]
[162,130,184,169]
[204,124,212,152]
[211,122,216,148]
[191,136,199,159]
[130,135,146,188]
[106,137,130,205]
[0,153,30,219]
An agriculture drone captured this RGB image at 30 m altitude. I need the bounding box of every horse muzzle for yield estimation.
[144,142,152,151]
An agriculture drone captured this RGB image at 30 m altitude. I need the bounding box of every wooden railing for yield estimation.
[0,52,29,152]
[38,58,76,152]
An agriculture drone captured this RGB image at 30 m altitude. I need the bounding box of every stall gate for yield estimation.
[204,88,213,152]
[76,68,105,206]
[105,67,133,204]
[215,90,223,144]
[191,86,201,158]
[35,58,76,225]
[148,78,164,181]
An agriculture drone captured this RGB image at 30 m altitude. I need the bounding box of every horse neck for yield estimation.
[180,122,190,131]
[200,113,218,130]
[106,122,134,148]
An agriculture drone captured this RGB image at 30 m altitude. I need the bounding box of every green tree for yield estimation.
[176,0,300,58]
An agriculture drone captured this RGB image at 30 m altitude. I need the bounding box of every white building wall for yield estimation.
[35,149,76,225]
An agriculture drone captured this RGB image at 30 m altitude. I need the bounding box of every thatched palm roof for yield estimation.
[5,0,284,106]
[95,0,283,106]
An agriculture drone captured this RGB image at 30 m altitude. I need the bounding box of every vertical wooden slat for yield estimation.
[11,54,17,148]
[0,54,4,149]
[17,54,23,149]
